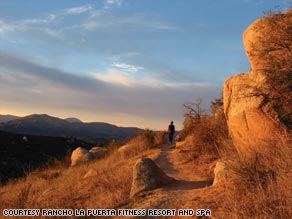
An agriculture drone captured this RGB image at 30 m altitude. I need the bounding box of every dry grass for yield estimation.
[0,131,163,219]
[117,129,165,159]
[1,116,291,219]
[217,135,292,219]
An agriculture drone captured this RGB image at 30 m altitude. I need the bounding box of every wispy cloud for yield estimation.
[0,20,18,33]
[20,14,57,25]
[42,28,63,39]
[0,19,63,39]
[64,5,93,14]
[104,0,123,9]
[93,66,212,90]
[0,2,180,43]
[94,68,136,86]
[112,62,143,73]
[0,4,94,38]
[82,14,181,31]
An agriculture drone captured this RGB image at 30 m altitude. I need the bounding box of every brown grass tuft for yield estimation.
[217,135,292,219]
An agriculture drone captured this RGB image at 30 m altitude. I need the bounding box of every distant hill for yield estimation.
[0,114,20,123]
[0,114,142,141]
[0,130,91,183]
[65,117,82,123]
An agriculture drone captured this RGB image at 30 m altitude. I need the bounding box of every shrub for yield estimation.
[181,98,228,158]
[117,129,166,159]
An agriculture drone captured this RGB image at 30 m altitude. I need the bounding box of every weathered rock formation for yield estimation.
[130,157,175,197]
[71,146,107,166]
[243,11,292,72]
[71,147,93,166]
[213,161,228,186]
[223,72,285,157]
[223,12,290,158]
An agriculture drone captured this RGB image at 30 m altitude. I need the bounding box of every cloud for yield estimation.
[0,51,104,91]
[82,14,181,31]
[0,17,63,39]
[82,20,100,30]
[94,68,137,87]
[64,5,93,14]
[112,62,144,73]
[20,14,57,25]
[0,4,94,38]
[94,65,212,90]
[18,5,93,26]
[0,51,220,129]
[0,20,23,33]
[104,0,123,9]
[42,28,63,39]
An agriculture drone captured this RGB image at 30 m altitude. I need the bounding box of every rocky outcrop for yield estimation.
[213,161,228,186]
[71,147,93,166]
[243,11,292,72]
[223,72,285,156]
[130,157,175,197]
[71,146,107,166]
[223,12,289,159]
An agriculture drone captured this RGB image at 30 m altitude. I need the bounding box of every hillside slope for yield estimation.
[0,137,220,219]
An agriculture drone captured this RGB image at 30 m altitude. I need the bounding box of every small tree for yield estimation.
[181,98,205,137]
[181,98,228,157]
[210,96,223,115]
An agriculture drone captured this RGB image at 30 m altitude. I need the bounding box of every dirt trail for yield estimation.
[155,145,213,190]
[128,144,217,217]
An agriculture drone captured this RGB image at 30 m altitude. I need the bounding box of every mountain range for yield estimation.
[0,114,142,141]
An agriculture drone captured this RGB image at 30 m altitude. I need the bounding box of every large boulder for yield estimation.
[71,147,93,166]
[243,11,292,72]
[223,12,289,159]
[130,157,175,197]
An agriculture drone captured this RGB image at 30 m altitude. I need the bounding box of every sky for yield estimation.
[0,0,290,130]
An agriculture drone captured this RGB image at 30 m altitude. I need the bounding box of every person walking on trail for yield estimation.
[168,121,175,144]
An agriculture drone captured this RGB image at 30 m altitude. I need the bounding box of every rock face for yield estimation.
[223,72,285,157]
[213,161,228,186]
[130,157,175,197]
[223,13,289,159]
[71,147,93,166]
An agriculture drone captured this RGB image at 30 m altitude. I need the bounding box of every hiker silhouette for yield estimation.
[167,121,175,144]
